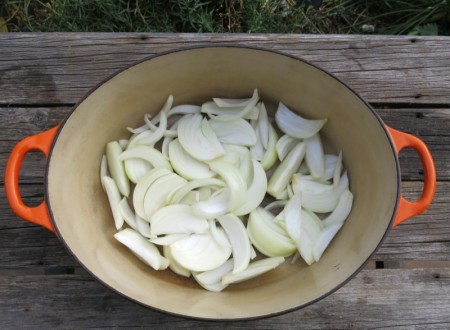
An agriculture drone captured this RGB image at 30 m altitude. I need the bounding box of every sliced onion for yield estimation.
[163,245,191,278]
[150,233,188,245]
[247,207,296,257]
[202,101,260,120]
[124,158,152,184]
[313,223,343,262]
[114,228,169,271]
[256,102,270,148]
[177,114,225,161]
[119,146,172,171]
[275,102,327,139]
[148,94,173,126]
[222,257,285,285]
[260,124,278,171]
[167,105,201,117]
[102,176,124,230]
[213,96,251,108]
[217,214,251,273]
[135,215,152,238]
[169,232,232,272]
[276,134,301,162]
[209,118,257,146]
[143,173,187,220]
[150,204,209,237]
[284,193,302,251]
[208,219,232,249]
[119,197,138,231]
[193,258,234,292]
[106,141,130,197]
[168,139,215,180]
[233,159,267,216]
[192,188,230,219]
[208,159,247,211]
[132,167,172,220]
[100,155,109,191]
[292,174,333,195]
[128,111,167,147]
[322,190,353,227]
[267,142,306,199]
[304,133,325,179]
[167,178,225,205]
[301,172,349,213]
[321,154,339,181]
[205,89,259,122]
[250,121,264,161]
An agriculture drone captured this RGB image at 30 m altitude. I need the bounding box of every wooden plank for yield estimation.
[1,182,448,270]
[0,267,448,328]
[1,106,449,183]
[0,34,449,105]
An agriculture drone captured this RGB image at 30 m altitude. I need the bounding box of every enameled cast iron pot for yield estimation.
[5,47,436,320]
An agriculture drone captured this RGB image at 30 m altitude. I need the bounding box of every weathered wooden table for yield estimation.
[1,33,449,329]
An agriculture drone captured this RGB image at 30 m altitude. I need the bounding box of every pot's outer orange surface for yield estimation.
[5,47,436,320]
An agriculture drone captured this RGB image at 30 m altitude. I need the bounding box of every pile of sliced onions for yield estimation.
[101,89,353,292]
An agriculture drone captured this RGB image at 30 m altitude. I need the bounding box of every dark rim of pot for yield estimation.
[44,45,401,321]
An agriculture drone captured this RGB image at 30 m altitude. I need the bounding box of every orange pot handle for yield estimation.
[386,126,436,227]
[4,126,60,232]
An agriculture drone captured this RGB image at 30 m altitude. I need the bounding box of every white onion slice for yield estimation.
[148,94,173,126]
[167,105,201,117]
[193,258,234,292]
[305,133,325,179]
[321,154,339,181]
[322,190,353,227]
[167,178,225,205]
[222,257,285,285]
[213,96,251,108]
[100,155,109,191]
[177,114,225,161]
[301,172,349,213]
[163,245,191,278]
[150,204,209,236]
[201,101,260,120]
[150,233,189,245]
[135,215,152,238]
[267,142,306,199]
[102,176,124,230]
[284,193,302,251]
[205,89,259,122]
[168,139,215,180]
[276,134,301,162]
[233,159,267,216]
[132,167,172,220]
[313,223,343,262]
[208,159,247,211]
[217,214,251,273]
[143,173,187,220]
[169,232,232,272]
[275,102,327,139]
[192,188,230,219]
[292,174,333,195]
[209,118,257,146]
[114,228,169,271]
[128,111,167,147]
[260,125,279,170]
[123,158,152,184]
[106,141,130,197]
[119,197,138,231]
[247,208,296,257]
[119,146,172,171]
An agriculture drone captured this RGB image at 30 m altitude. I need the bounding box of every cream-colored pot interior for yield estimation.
[47,47,399,319]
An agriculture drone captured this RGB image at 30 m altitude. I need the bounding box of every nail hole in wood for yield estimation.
[375,261,384,269]
[410,38,417,43]
[433,273,440,279]
[414,94,422,99]
[416,112,424,118]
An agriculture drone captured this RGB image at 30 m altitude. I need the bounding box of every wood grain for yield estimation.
[1,34,449,329]
[0,267,448,329]
[0,34,449,105]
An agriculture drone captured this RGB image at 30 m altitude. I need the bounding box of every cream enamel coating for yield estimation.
[46,47,399,319]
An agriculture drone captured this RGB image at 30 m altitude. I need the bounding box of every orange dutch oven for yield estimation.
[4,47,436,320]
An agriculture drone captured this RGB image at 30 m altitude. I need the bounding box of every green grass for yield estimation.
[1,0,449,35]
